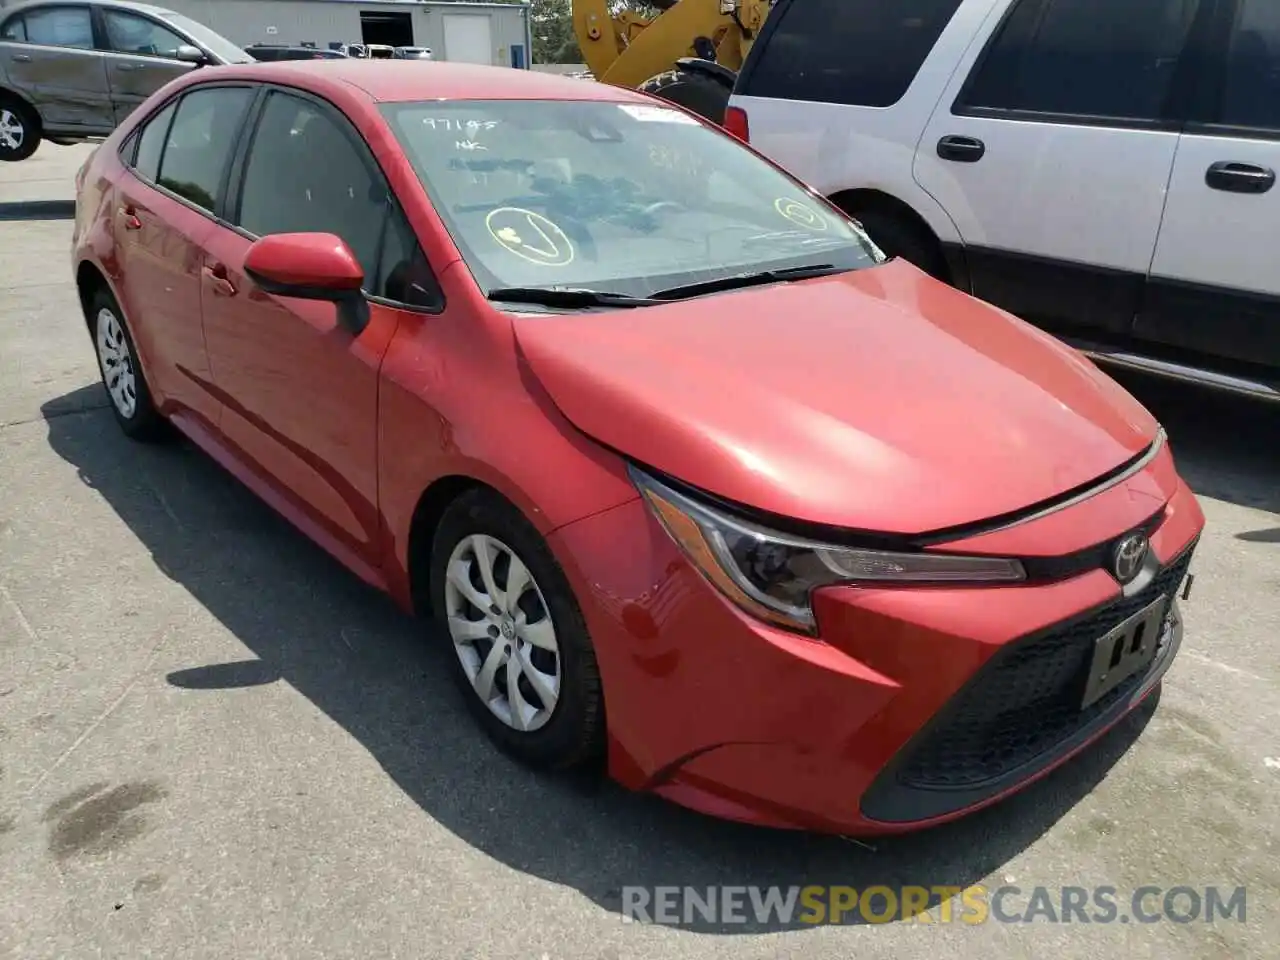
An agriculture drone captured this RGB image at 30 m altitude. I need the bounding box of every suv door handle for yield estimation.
[1205,161,1275,194]
[115,63,136,72]
[202,263,237,297]
[937,135,986,163]
[11,53,31,63]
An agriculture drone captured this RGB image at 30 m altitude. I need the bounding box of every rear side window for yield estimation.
[738,0,964,107]
[133,101,176,181]
[1217,0,1280,132]
[156,87,252,212]
[15,5,94,49]
[958,0,1201,123]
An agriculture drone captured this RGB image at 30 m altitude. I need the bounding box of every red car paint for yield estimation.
[73,61,1205,835]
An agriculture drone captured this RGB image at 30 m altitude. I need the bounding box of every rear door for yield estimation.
[0,3,111,132]
[913,0,1204,341]
[111,84,255,431]
[97,6,197,125]
[1139,0,1280,372]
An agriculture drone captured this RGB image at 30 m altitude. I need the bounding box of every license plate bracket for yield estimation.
[1080,594,1169,710]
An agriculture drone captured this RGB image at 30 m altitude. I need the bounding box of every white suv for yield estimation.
[726,0,1280,400]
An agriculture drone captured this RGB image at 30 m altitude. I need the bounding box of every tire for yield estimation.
[639,67,732,124]
[430,489,605,770]
[87,286,168,442]
[0,96,40,162]
[849,207,951,283]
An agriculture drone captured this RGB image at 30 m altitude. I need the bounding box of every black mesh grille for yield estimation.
[896,544,1196,790]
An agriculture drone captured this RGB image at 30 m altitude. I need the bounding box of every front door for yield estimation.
[0,4,112,132]
[913,0,1203,340]
[1140,0,1280,373]
[200,88,401,569]
[98,6,197,125]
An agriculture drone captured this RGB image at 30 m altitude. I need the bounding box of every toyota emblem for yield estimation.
[1111,533,1149,584]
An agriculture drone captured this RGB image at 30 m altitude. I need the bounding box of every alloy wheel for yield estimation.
[444,533,562,733]
[96,308,138,419]
[0,109,24,152]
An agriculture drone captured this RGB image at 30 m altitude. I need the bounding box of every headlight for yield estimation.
[631,467,1026,634]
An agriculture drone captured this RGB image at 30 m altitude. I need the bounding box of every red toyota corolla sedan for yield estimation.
[71,61,1204,835]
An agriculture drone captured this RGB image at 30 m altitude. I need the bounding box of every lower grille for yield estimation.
[858,541,1197,825]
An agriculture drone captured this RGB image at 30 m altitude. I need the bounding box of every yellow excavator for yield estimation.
[571,0,775,123]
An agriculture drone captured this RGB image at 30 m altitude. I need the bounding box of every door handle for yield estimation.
[202,263,237,297]
[1205,161,1275,194]
[119,205,142,230]
[115,63,136,72]
[11,53,31,63]
[937,135,986,163]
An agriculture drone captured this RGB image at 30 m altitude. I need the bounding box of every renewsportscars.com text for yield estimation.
[621,885,1247,926]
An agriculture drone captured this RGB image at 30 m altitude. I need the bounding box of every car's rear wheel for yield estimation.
[430,489,604,770]
[0,96,40,162]
[89,287,168,441]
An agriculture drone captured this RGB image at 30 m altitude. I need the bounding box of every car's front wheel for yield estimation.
[430,489,605,770]
[0,96,40,162]
[89,287,168,441]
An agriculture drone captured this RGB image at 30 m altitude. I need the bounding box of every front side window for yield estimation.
[1218,0,1280,131]
[103,10,188,59]
[1,15,26,41]
[738,0,964,107]
[236,91,437,304]
[156,87,252,212]
[16,5,93,49]
[381,99,880,303]
[959,0,1201,122]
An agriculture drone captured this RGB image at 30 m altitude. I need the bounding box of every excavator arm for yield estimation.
[573,0,772,93]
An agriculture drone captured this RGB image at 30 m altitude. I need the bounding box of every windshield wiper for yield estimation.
[487,287,662,309]
[649,264,846,301]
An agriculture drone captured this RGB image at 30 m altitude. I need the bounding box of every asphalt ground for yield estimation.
[1,144,1278,959]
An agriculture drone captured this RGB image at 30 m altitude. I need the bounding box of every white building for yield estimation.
[146,0,531,67]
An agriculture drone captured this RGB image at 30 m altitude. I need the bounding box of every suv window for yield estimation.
[738,0,964,107]
[103,9,188,58]
[156,87,252,212]
[1218,0,1280,131]
[7,5,94,49]
[236,91,439,305]
[959,0,1200,122]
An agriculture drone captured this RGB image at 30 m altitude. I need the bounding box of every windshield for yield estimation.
[163,12,253,63]
[381,99,881,305]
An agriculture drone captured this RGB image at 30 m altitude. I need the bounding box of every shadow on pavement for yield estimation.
[1109,370,1280,515]
[41,382,1195,933]
[0,200,75,222]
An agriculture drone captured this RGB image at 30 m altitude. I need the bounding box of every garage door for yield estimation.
[442,14,493,64]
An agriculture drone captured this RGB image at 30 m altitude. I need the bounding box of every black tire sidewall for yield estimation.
[851,208,950,282]
[88,287,166,440]
[429,490,604,770]
[640,69,731,124]
[0,97,40,162]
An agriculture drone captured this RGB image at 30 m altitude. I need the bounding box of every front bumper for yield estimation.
[548,471,1204,835]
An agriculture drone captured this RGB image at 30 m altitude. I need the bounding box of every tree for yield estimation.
[530,0,581,64]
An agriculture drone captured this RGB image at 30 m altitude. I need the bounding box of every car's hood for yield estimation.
[513,260,1159,535]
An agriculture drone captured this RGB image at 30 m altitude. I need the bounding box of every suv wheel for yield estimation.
[0,97,40,162]
[850,207,950,283]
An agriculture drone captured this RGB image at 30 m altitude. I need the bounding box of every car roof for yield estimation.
[4,0,180,15]
[204,60,654,104]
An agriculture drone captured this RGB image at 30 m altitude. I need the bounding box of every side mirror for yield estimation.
[175,44,209,66]
[244,233,369,333]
